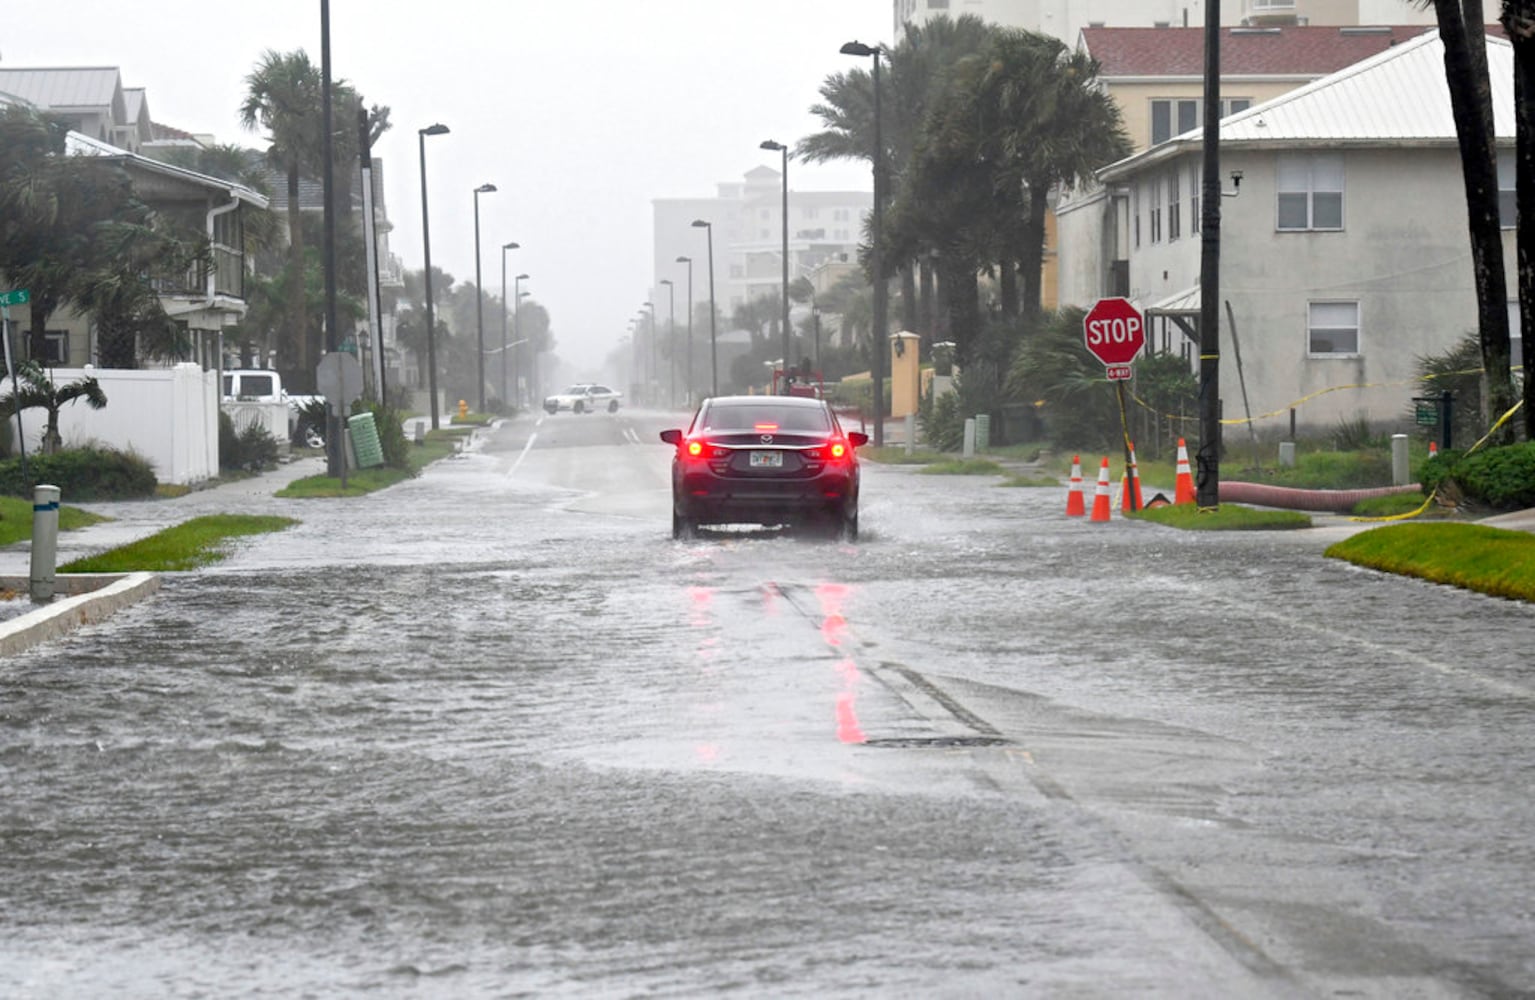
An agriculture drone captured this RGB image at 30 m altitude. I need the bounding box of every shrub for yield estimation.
[1447,441,1535,509]
[354,402,411,471]
[219,411,280,473]
[921,388,965,452]
[0,446,157,500]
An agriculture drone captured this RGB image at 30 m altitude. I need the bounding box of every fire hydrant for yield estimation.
[457,399,468,421]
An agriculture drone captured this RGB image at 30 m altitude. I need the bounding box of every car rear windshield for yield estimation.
[700,405,831,433]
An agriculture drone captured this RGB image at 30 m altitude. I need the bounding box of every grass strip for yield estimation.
[1325,522,1535,602]
[59,514,298,573]
[999,473,1063,488]
[1129,503,1312,531]
[277,435,459,498]
[918,458,1007,476]
[0,496,109,546]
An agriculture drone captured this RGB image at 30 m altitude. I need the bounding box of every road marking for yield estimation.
[507,431,538,477]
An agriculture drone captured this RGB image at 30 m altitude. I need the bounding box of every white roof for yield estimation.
[1101,30,1514,180]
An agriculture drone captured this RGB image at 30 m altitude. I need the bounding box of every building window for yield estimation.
[1252,0,1296,9]
[834,208,849,221]
[1499,155,1516,229]
[1277,153,1344,231]
[1190,162,1201,235]
[760,229,770,240]
[1133,186,1141,248]
[927,0,949,7]
[1167,168,1181,241]
[1150,98,1252,145]
[35,330,69,365]
[1509,301,1526,369]
[1149,177,1162,243]
[1308,301,1360,356]
[802,207,819,220]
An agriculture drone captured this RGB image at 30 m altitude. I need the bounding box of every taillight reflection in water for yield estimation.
[816,584,864,743]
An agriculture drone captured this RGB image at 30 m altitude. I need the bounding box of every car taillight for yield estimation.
[829,442,847,459]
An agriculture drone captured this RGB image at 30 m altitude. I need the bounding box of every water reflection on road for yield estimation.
[2,417,1532,996]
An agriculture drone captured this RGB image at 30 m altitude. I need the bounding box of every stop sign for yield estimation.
[1083,297,1145,367]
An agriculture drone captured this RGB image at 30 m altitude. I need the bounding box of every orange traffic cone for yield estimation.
[1129,443,1144,511]
[1174,438,1196,505]
[1090,457,1113,522]
[1429,441,1439,459]
[1065,455,1085,516]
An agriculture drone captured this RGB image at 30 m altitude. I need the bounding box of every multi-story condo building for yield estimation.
[893,0,1432,43]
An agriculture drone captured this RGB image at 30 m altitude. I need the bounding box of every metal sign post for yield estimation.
[1,289,31,482]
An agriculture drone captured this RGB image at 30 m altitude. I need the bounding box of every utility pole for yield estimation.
[1197,3,1222,507]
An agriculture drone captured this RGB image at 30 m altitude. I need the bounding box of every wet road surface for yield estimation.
[2,410,1532,997]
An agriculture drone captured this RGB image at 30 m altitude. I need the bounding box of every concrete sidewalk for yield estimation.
[0,455,327,578]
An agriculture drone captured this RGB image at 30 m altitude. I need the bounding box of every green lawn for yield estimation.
[1129,503,1313,531]
[1326,522,1535,602]
[0,495,108,547]
[59,514,298,573]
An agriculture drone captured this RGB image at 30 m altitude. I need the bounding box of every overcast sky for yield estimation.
[7,0,889,372]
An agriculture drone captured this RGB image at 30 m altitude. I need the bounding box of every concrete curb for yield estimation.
[0,573,161,657]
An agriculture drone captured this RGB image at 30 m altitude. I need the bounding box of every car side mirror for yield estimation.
[848,432,869,448]
[659,429,682,445]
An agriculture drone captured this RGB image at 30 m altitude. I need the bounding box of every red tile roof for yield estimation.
[1080,24,1501,77]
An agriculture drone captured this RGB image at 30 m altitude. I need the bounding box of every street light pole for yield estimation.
[642,302,655,404]
[761,140,791,390]
[659,278,675,407]
[841,40,885,446]
[418,123,450,430]
[676,255,693,406]
[500,241,519,408]
[515,274,529,406]
[691,219,717,397]
[472,182,497,414]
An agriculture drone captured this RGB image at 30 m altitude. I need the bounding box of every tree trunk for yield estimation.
[1021,182,1051,323]
[938,256,981,365]
[1435,0,1515,440]
[999,260,1019,318]
[900,261,918,334]
[918,254,936,348]
[286,160,308,383]
[1506,2,1535,439]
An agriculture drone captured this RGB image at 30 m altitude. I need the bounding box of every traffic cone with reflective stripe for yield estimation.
[1129,443,1144,511]
[1090,457,1113,522]
[1065,455,1085,516]
[1174,438,1196,505]
[1429,441,1439,460]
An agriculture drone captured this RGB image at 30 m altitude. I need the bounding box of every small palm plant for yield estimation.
[0,361,108,455]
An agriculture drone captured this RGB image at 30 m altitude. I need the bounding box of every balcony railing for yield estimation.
[149,245,246,301]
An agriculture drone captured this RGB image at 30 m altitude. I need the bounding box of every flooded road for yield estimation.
[3,411,1532,997]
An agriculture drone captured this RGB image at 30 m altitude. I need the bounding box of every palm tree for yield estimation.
[1416,0,1515,440]
[0,105,200,367]
[241,50,322,380]
[800,15,996,336]
[1502,0,1535,437]
[0,362,108,455]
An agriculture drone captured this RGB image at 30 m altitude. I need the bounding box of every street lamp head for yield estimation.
[420,123,450,136]
[840,40,879,57]
[760,139,786,152]
[659,278,673,287]
[516,272,529,280]
[476,183,497,194]
[691,219,711,229]
[503,241,519,250]
[676,255,691,264]
[518,291,530,299]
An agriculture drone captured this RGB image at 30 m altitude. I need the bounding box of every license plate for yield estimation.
[749,450,783,468]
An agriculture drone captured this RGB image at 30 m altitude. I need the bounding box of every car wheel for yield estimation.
[838,504,859,542]
[608,400,619,413]
[574,401,585,414]
[672,509,696,540]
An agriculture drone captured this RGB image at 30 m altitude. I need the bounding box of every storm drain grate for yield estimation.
[862,735,1011,749]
